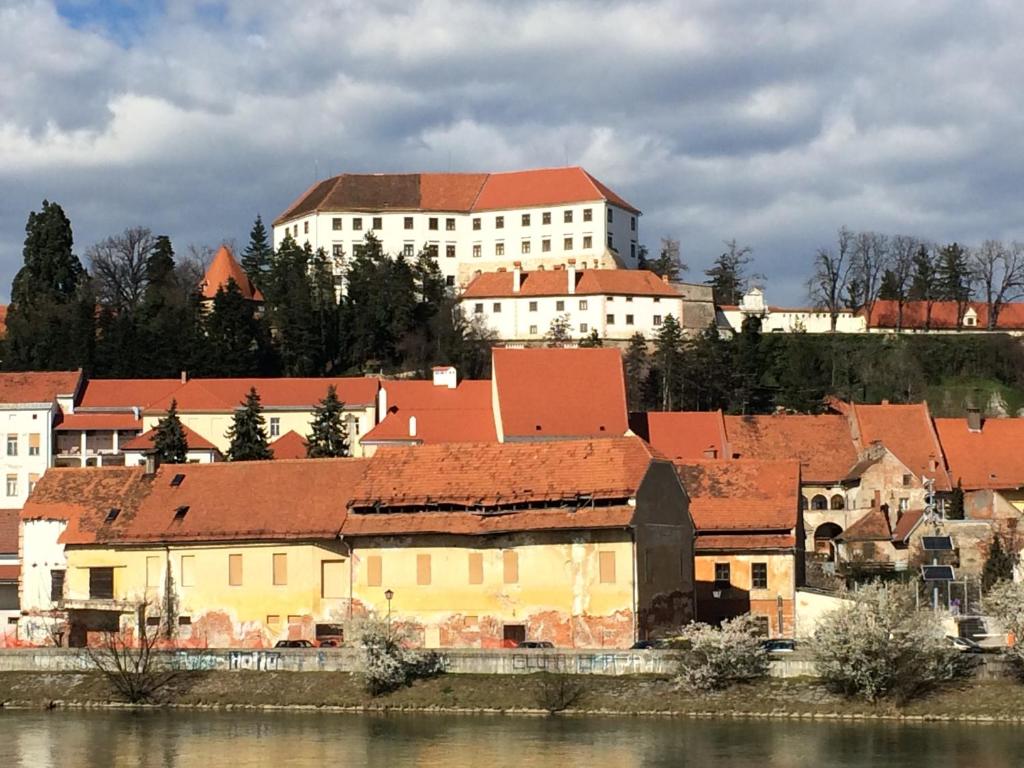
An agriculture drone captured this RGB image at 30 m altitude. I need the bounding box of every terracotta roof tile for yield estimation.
[0,370,81,405]
[270,430,307,460]
[935,417,1024,490]
[696,534,796,551]
[121,424,219,452]
[350,437,654,510]
[724,414,857,484]
[200,245,264,302]
[144,377,379,413]
[77,379,183,409]
[461,269,678,299]
[868,300,1024,330]
[851,402,951,491]
[0,509,18,554]
[675,460,800,532]
[342,505,636,537]
[56,413,142,431]
[892,510,924,542]
[839,508,893,542]
[493,348,628,439]
[644,411,728,461]
[274,168,637,224]
[363,379,495,445]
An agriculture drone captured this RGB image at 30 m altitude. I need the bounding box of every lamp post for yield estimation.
[384,589,394,630]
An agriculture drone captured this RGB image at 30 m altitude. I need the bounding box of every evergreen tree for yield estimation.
[265,237,331,376]
[545,314,572,346]
[982,535,1016,592]
[775,337,827,413]
[878,269,901,301]
[730,315,772,414]
[704,239,754,305]
[623,332,650,412]
[686,323,733,411]
[225,387,273,461]
[650,237,686,280]
[202,279,271,376]
[636,244,650,271]
[305,385,350,458]
[947,481,965,520]
[5,200,94,371]
[936,242,974,324]
[578,329,603,347]
[652,314,684,410]
[153,399,189,463]
[909,245,939,330]
[241,215,272,286]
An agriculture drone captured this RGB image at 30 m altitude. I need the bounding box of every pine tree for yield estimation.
[947,481,965,520]
[982,535,1016,591]
[225,387,273,461]
[5,200,94,371]
[704,240,754,305]
[623,332,649,411]
[305,385,350,458]
[153,399,189,463]
[241,215,272,286]
[202,279,270,376]
[265,237,326,376]
[936,242,974,324]
[136,236,203,378]
[652,314,684,410]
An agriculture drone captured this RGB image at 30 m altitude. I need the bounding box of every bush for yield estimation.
[983,579,1024,676]
[810,583,975,703]
[534,672,584,714]
[672,614,769,691]
[356,620,444,696]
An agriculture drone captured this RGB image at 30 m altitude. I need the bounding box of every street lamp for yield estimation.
[384,589,394,627]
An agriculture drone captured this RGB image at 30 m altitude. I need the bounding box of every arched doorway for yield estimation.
[814,522,844,560]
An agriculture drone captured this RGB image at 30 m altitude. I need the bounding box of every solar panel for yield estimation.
[922,535,954,551]
[921,565,956,581]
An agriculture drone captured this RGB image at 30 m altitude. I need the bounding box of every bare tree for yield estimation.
[86,602,177,703]
[808,227,853,332]
[87,227,157,311]
[971,240,1024,329]
[851,231,890,321]
[887,235,920,330]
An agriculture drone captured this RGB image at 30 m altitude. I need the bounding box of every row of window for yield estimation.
[6,433,42,457]
[363,550,618,587]
[285,209,638,239]
[714,562,770,590]
[470,303,654,327]
[5,472,39,497]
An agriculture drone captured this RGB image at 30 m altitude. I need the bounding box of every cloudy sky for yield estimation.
[3,0,1023,304]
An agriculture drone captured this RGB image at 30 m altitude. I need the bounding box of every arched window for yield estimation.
[811,494,828,511]
[830,494,845,510]
[801,496,809,511]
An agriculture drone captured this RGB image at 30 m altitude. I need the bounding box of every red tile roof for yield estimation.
[350,437,655,510]
[724,414,857,484]
[675,460,800,533]
[77,379,183,409]
[867,300,1024,330]
[492,348,628,439]
[121,424,219,452]
[934,417,1024,490]
[839,508,893,542]
[0,371,81,405]
[341,505,637,537]
[56,413,142,431]
[200,245,264,302]
[461,269,678,299]
[850,402,951,491]
[696,534,796,552]
[644,411,728,461]
[144,377,379,413]
[270,430,307,460]
[363,379,496,445]
[0,509,18,555]
[274,167,638,224]
[892,510,924,543]
[74,460,371,544]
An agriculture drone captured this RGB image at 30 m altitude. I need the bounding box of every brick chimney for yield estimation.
[144,451,160,476]
[513,261,522,294]
[408,416,417,438]
[432,366,457,389]
[180,370,188,384]
[567,258,577,295]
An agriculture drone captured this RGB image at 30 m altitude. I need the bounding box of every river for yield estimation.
[1,710,1022,767]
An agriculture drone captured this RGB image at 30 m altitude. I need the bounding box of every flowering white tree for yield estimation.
[673,614,769,691]
[810,583,974,702]
[355,619,444,696]
[983,579,1024,675]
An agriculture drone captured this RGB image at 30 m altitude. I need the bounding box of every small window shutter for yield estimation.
[273,553,287,585]
[503,550,518,584]
[468,553,483,585]
[416,554,431,586]
[599,551,616,584]
[367,555,382,587]
[229,554,243,586]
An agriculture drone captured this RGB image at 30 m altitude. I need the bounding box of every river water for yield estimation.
[1,710,1022,767]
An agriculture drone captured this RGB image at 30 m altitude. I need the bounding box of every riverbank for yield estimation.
[3,671,1024,721]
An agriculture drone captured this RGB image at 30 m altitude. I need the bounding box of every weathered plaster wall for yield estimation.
[695,552,797,637]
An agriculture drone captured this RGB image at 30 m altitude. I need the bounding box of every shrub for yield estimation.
[87,602,177,703]
[356,620,444,696]
[672,614,769,691]
[810,583,975,703]
[983,579,1024,676]
[534,672,584,714]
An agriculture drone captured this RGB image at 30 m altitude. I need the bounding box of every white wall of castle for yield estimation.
[0,404,55,511]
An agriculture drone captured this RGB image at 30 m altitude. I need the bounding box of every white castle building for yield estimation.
[272,167,641,289]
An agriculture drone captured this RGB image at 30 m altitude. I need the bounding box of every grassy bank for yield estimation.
[2,672,1024,721]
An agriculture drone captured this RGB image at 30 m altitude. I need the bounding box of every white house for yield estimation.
[718,288,867,335]
[459,264,684,342]
[272,167,641,290]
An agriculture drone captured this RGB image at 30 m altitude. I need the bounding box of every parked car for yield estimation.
[516,640,555,649]
[274,639,314,648]
[316,639,339,648]
[760,639,798,653]
[631,639,671,650]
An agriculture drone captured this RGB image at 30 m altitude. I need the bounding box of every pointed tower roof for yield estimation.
[200,245,263,301]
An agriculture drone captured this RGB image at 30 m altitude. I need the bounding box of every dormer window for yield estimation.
[174,505,189,521]
[105,508,121,523]
[171,474,186,487]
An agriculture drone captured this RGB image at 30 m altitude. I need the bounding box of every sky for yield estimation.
[3,0,1024,304]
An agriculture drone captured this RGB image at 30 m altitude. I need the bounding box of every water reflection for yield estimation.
[1,710,1023,768]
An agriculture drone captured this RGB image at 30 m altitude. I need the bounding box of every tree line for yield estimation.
[809,227,1024,331]
[2,202,494,378]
